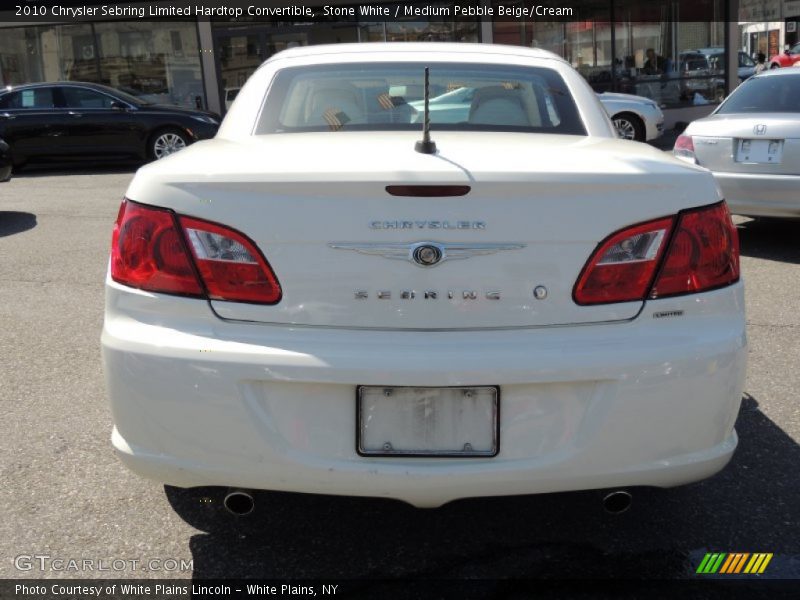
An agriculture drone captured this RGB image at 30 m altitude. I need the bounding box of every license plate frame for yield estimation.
[356,385,499,458]
[735,138,783,164]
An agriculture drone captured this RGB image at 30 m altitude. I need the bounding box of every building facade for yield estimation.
[0,0,768,127]
[738,0,800,59]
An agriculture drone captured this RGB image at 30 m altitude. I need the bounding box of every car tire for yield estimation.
[612,113,645,142]
[149,128,189,160]
[770,63,780,69]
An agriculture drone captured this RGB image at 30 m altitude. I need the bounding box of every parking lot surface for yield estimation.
[1,168,799,583]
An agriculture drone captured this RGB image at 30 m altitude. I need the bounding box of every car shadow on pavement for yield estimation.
[737,218,800,264]
[166,393,800,583]
[0,211,36,237]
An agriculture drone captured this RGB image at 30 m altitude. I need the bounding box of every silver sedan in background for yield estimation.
[674,69,800,218]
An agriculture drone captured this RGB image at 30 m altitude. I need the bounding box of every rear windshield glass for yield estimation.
[717,75,800,114]
[256,62,586,135]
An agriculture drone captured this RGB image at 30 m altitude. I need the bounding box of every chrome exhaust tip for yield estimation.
[223,489,255,516]
[602,490,632,515]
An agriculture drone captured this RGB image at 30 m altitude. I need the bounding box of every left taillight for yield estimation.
[111,199,281,304]
[111,200,203,297]
[673,134,697,164]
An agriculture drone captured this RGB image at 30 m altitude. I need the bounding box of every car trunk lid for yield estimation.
[126,132,719,330]
[691,114,800,176]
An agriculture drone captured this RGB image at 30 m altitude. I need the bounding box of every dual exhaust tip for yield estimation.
[221,488,631,516]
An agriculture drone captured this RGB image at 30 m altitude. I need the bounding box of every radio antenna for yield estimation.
[415,67,437,154]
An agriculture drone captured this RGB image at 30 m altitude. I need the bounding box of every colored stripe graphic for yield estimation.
[697,553,727,574]
[731,553,750,573]
[697,552,773,575]
[744,553,774,574]
[719,554,736,573]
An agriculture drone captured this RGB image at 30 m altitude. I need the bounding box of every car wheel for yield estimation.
[612,113,645,142]
[770,63,780,69]
[150,128,189,160]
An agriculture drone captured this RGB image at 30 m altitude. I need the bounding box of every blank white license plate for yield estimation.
[357,386,498,457]
[736,139,783,164]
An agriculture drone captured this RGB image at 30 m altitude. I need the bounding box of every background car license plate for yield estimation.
[736,139,783,164]
[357,386,498,457]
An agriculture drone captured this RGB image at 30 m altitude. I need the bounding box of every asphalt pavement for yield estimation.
[1,166,799,589]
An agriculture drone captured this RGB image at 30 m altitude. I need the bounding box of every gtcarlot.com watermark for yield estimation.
[14,554,193,573]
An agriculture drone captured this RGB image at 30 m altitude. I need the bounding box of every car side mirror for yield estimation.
[111,101,128,111]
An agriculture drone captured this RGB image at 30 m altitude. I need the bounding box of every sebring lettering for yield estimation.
[355,290,501,301]
[370,221,486,230]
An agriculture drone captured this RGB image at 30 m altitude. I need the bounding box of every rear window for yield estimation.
[256,62,586,135]
[717,75,800,113]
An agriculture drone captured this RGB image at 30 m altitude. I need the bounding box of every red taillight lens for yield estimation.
[111,200,203,296]
[650,202,739,298]
[111,200,282,304]
[673,134,696,163]
[574,217,675,305]
[574,202,739,305]
[179,216,282,304]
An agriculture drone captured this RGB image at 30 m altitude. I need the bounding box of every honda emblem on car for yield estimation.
[328,241,525,267]
[754,124,767,136]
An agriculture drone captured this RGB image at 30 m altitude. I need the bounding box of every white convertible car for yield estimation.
[103,44,745,513]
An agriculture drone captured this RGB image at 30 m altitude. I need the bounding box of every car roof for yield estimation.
[751,67,800,78]
[268,42,566,65]
[0,81,119,95]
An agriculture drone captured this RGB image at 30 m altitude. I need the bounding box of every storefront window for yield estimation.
[0,22,204,109]
[492,0,726,107]
[615,1,725,106]
[211,5,479,112]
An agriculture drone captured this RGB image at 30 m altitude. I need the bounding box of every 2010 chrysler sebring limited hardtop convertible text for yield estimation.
[102,44,746,510]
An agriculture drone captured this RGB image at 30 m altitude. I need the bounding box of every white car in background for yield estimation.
[103,43,744,513]
[597,91,665,142]
[408,87,664,142]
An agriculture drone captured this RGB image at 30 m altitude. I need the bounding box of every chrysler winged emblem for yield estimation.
[754,124,767,136]
[328,241,525,267]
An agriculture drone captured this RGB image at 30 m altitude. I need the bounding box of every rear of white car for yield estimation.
[103,44,745,508]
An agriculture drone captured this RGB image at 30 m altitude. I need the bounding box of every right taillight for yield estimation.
[574,201,739,305]
[673,134,697,164]
[111,199,282,304]
[649,202,739,298]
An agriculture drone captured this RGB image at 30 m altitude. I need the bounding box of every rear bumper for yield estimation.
[102,280,747,508]
[714,171,800,217]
